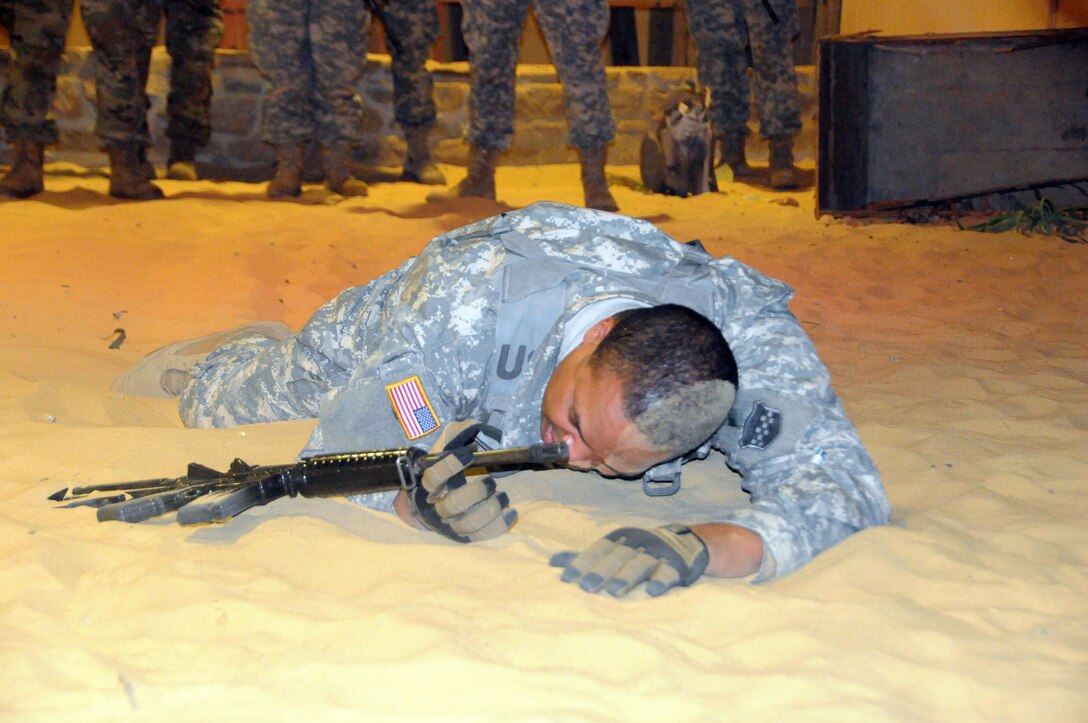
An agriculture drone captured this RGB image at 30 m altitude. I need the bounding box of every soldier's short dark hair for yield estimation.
[589,304,738,455]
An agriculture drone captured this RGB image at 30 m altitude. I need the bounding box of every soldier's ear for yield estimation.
[583,316,617,344]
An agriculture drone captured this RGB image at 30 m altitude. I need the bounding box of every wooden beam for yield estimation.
[818,28,1088,215]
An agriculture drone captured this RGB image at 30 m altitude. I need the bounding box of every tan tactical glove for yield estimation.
[407,420,517,542]
[549,524,709,597]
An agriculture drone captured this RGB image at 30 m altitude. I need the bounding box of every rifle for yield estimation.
[49,442,568,525]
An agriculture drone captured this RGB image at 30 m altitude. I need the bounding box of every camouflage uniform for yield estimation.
[247,0,367,146]
[162,0,223,153]
[78,0,220,151]
[0,0,73,144]
[179,202,889,581]
[460,0,614,151]
[685,0,801,138]
[374,0,438,132]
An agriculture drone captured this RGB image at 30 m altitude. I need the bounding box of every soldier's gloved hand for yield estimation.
[549,524,709,597]
[408,420,517,542]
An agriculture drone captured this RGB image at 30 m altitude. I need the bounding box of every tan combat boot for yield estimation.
[716,133,755,178]
[111,321,292,398]
[0,137,46,198]
[136,144,157,182]
[108,144,165,200]
[768,135,800,190]
[401,125,446,185]
[579,146,619,212]
[429,145,499,201]
[323,142,369,196]
[166,138,199,181]
[267,143,304,198]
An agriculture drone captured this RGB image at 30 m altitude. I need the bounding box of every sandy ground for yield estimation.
[1,162,1086,721]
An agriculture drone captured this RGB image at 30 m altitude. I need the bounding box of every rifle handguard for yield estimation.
[292,447,425,497]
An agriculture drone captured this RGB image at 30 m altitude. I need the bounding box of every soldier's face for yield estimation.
[540,323,667,477]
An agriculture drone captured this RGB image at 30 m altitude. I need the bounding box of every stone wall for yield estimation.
[0,48,817,178]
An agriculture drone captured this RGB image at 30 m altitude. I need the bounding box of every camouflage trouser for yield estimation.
[82,0,222,149]
[247,0,367,146]
[685,0,801,138]
[163,0,223,149]
[375,0,438,130]
[180,265,410,430]
[0,0,73,144]
[461,0,614,151]
[81,0,160,148]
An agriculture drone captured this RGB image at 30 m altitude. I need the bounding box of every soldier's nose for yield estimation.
[563,436,597,470]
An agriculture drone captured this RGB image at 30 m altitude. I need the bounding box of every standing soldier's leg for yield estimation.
[163,0,224,180]
[380,0,444,185]
[82,0,164,200]
[742,0,801,188]
[685,0,755,177]
[248,0,315,198]
[433,0,531,200]
[0,0,73,198]
[310,0,368,196]
[533,0,618,211]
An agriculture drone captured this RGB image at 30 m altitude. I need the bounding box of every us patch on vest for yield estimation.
[740,400,782,449]
[386,376,440,440]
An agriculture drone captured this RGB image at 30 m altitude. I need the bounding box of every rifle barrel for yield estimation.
[446,442,569,470]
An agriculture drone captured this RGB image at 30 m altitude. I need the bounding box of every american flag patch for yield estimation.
[386,376,441,440]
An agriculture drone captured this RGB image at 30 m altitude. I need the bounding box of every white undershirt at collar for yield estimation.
[558,297,651,360]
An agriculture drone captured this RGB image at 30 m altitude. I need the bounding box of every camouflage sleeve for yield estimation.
[299,243,502,512]
[712,299,891,581]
